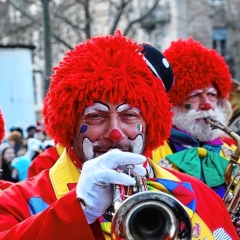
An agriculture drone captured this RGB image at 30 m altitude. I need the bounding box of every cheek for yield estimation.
[212,102,218,109]
[78,124,104,142]
[186,102,199,110]
[126,123,145,139]
[184,103,191,110]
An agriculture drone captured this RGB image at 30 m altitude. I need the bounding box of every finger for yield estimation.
[104,149,146,169]
[119,164,146,176]
[97,169,136,186]
[130,165,146,176]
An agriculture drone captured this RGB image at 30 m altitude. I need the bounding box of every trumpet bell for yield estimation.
[111,191,192,240]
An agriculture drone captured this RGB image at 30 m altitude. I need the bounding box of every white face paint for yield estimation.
[83,102,109,115]
[82,138,94,160]
[116,104,141,114]
[131,135,144,154]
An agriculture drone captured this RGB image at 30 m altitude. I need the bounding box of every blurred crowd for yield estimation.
[0,124,55,183]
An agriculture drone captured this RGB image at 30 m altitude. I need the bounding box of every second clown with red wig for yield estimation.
[151,38,238,197]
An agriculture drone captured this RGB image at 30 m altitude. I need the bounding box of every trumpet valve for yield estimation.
[113,185,123,212]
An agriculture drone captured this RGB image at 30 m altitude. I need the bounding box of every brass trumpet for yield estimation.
[106,166,192,240]
[204,117,240,223]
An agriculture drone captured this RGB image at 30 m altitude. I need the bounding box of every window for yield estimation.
[212,28,227,56]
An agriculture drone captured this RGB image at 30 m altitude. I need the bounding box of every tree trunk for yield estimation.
[41,0,52,94]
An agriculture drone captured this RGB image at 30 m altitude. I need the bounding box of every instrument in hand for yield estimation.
[205,118,240,223]
[106,165,192,240]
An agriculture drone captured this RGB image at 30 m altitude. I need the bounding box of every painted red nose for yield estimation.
[203,103,212,110]
[109,129,122,141]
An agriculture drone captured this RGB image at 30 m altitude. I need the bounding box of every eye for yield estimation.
[208,93,217,97]
[124,113,137,117]
[187,93,200,101]
[84,113,106,124]
[207,92,218,101]
[120,111,141,122]
[91,114,101,119]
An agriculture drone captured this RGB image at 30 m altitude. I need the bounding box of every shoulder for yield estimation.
[1,170,55,202]
[34,146,59,161]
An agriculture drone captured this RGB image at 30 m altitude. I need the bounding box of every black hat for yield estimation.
[26,125,36,132]
[140,43,174,92]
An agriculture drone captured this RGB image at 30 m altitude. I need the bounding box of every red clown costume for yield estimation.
[0,32,238,239]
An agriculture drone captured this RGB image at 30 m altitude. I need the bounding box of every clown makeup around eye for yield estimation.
[82,102,109,125]
[186,87,218,104]
[116,104,143,124]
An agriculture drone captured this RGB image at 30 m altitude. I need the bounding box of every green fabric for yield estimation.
[165,148,229,187]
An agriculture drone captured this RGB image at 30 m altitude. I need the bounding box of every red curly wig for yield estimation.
[163,38,232,106]
[43,31,173,152]
[0,110,5,144]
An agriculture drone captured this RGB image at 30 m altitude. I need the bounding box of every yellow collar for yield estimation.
[49,149,80,199]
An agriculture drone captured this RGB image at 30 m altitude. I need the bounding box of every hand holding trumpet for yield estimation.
[76,149,146,224]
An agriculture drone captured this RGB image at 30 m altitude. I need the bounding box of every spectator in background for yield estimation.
[0,147,18,182]
[9,126,24,139]
[6,131,26,156]
[0,110,13,190]
[11,155,31,181]
[25,137,43,161]
[41,132,55,150]
[26,125,37,139]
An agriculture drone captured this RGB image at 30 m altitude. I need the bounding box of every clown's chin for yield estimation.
[172,107,227,142]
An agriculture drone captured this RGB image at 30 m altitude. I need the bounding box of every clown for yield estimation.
[0,32,237,239]
[150,38,239,196]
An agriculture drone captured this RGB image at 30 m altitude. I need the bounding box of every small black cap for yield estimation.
[140,43,174,92]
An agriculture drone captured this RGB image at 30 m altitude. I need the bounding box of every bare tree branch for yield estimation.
[109,0,130,34]
[7,0,74,49]
[123,0,160,36]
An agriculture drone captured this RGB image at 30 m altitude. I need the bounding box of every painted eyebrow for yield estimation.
[207,87,217,93]
[116,103,141,113]
[188,89,203,96]
[83,102,109,114]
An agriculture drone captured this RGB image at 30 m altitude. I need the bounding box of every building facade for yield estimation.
[0,0,238,121]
